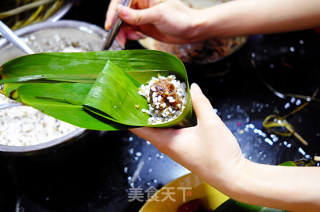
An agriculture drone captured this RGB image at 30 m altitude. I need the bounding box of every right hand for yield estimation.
[130,83,246,192]
[104,0,201,47]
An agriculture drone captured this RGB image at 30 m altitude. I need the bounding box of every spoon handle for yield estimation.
[0,20,34,54]
[0,103,23,110]
[102,0,132,50]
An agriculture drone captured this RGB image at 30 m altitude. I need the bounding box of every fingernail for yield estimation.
[136,32,146,39]
[191,83,202,94]
[118,4,130,18]
[128,32,146,40]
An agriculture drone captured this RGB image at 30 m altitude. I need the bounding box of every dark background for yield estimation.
[0,0,319,211]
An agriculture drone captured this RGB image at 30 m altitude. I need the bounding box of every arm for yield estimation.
[105,0,320,45]
[130,83,320,211]
[194,0,320,40]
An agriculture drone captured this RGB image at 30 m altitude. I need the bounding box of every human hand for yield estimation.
[105,0,201,47]
[131,83,320,211]
[130,83,245,191]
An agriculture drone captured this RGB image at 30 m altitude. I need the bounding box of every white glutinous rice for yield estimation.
[138,75,187,125]
[0,94,79,146]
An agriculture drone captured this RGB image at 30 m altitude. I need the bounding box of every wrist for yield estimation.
[200,152,249,197]
[187,7,224,42]
[187,9,210,41]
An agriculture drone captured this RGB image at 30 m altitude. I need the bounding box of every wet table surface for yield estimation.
[0,0,319,211]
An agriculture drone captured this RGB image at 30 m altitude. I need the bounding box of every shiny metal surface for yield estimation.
[102,0,132,50]
[0,20,34,54]
[0,103,23,110]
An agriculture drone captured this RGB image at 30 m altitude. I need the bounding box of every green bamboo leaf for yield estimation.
[0,50,186,83]
[17,83,127,131]
[83,60,150,126]
[0,50,193,130]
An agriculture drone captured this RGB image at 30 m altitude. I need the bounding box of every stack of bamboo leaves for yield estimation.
[0,50,193,130]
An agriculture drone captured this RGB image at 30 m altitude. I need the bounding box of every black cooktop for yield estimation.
[0,0,319,211]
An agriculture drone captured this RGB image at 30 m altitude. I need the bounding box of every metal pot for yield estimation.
[0,20,120,154]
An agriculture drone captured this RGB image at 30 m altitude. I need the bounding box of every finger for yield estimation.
[139,25,189,44]
[125,28,146,40]
[129,127,177,151]
[190,83,222,127]
[115,28,127,48]
[105,0,122,30]
[118,4,161,26]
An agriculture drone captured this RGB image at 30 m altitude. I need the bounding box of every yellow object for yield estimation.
[139,173,229,212]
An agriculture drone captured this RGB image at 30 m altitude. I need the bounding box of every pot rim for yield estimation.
[0,20,116,153]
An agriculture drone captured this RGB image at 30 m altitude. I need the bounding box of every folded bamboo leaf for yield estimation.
[19,83,91,105]
[17,83,128,131]
[1,50,186,83]
[0,50,193,130]
[83,60,150,126]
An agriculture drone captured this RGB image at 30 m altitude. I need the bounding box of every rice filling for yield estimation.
[138,75,187,125]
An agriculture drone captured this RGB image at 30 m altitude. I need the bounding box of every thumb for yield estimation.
[118,4,160,26]
[190,83,221,126]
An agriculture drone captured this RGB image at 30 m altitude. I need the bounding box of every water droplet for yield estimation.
[299,40,304,45]
[128,136,133,142]
[247,124,255,129]
[270,134,279,142]
[264,138,273,145]
[136,152,142,157]
[296,99,301,106]
[284,103,290,109]
[298,147,306,156]
[128,148,134,155]
[289,46,295,52]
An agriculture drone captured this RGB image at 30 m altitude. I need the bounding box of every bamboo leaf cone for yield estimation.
[0,50,194,130]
